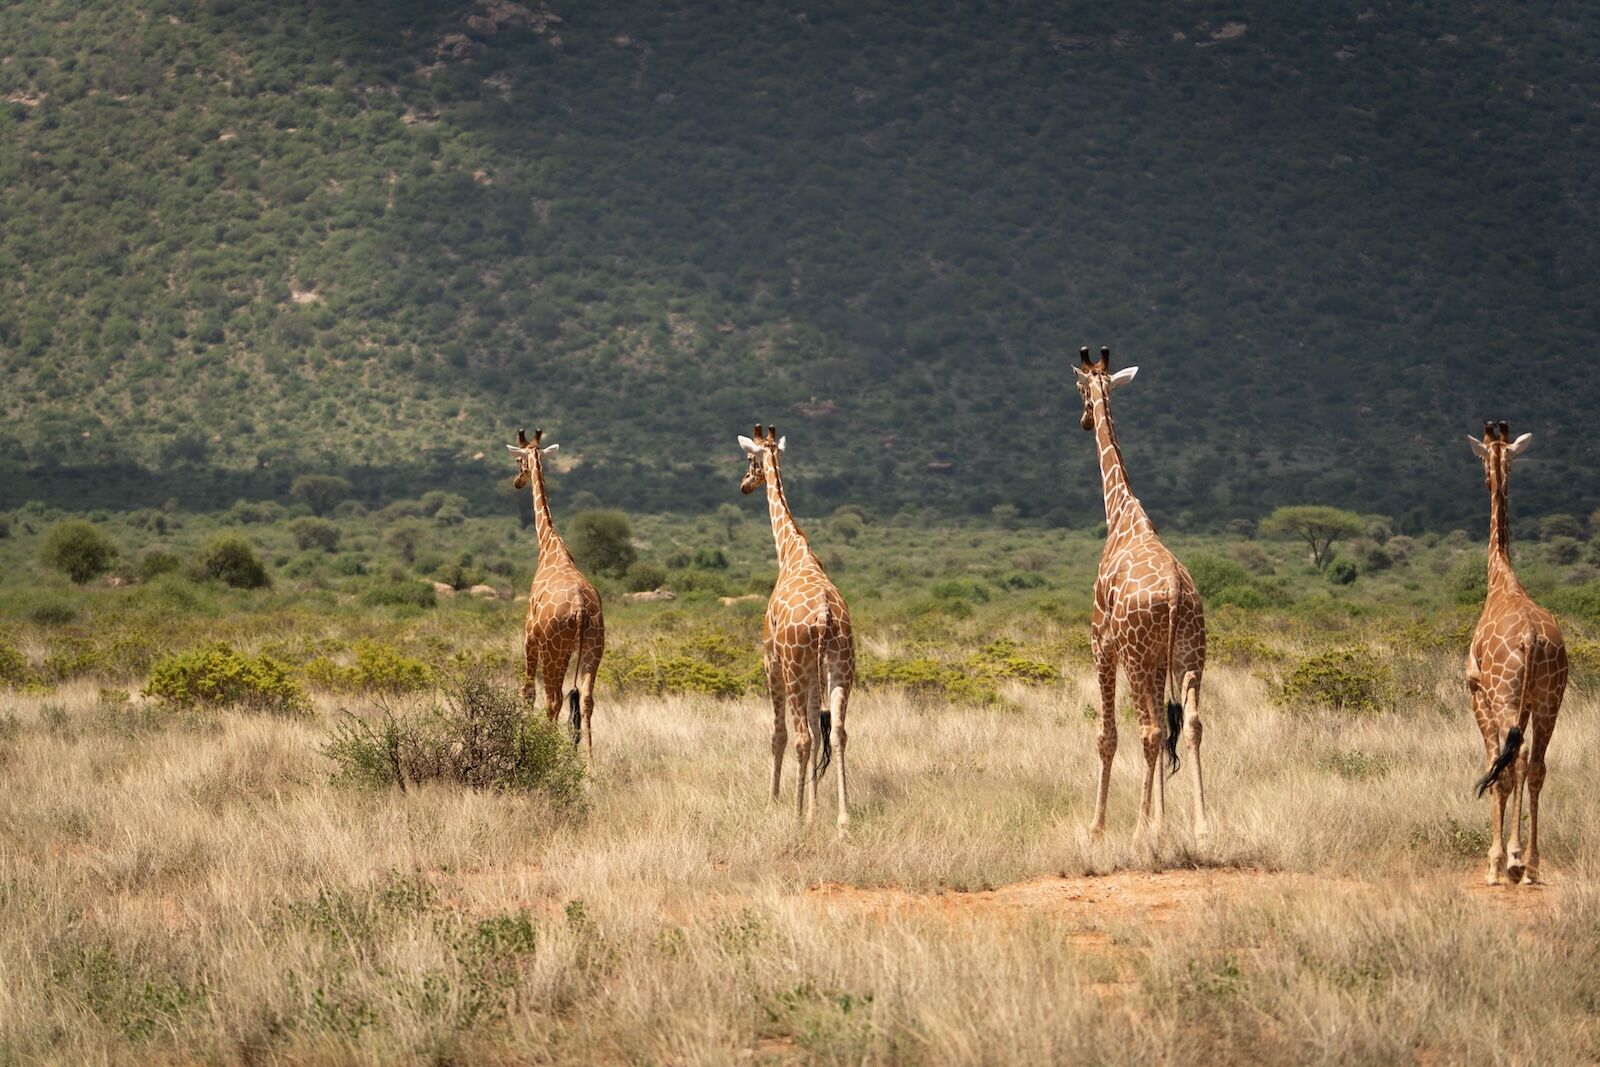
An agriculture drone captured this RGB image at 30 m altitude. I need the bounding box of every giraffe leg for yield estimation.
[1486,760,1510,886]
[1134,681,1165,836]
[803,672,822,827]
[520,639,540,702]
[577,666,598,762]
[1522,730,1550,885]
[1182,672,1211,839]
[765,651,786,801]
[1505,747,1528,882]
[789,681,813,825]
[540,661,566,724]
[1089,651,1117,837]
[830,680,850,833]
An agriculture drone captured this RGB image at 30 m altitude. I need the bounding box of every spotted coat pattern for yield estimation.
[1467,422,1566,886]
[741,425,856,828]
[1075,349,1210,838]
[510,429,605,757]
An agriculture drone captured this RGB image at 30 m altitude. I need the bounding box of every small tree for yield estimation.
[291,474,351,517]
[40,520,119,583]
[567,510,636,577]
[1261,506,1365,571]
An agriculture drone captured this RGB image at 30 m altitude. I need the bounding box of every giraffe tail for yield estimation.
[567,612,585,747]
[1163,567,1184,777]
[1475,725,1523,798]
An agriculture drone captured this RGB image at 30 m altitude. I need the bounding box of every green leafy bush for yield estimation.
[287,516,342,552]
[303,641,434,694]
[1449,558,1487,605]
[290,474,351,517]
[191,536,270,589]
[361,577,437,609]
[568,510,636,577]
[134,551,181,581]
[30,602,79,626]
[624,561,668,592]
[40,521,119,584]
[1277,648,1392,713]
[1185,554,1252,600]
[144,643,308,714]
[322,670,585,803]
[1327,558,1359,585]
[0,638,29,687]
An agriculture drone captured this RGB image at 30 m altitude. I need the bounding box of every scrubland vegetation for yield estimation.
[2,500,1599,1063]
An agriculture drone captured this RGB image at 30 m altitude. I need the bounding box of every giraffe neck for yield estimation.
[764,464,812,572]
[529,460,572,566]
[1486,464,1516,591]
[1092,392,1152,539]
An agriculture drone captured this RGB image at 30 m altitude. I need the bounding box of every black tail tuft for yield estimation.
[1475,725,1523,797]
[568,688,582,746]
[814,711,833,781]
[1164,701,1183,777]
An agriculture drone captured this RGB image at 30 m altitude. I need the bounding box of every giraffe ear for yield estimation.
[1507,432,1533,457]
[1107,366,1139,391]
[738,435,759,455]
[776,436,786,452]
[1467,435,1490,459]
[506,443,528,454]
[541,443,559,455]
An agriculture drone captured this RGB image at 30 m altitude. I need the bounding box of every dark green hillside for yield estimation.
[0,1,1595,524]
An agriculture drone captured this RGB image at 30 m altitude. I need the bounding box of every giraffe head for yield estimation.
[506,427,560,489]
[737,423,786,495]
[1467,420,1533,490]
[1072,346,1140,431]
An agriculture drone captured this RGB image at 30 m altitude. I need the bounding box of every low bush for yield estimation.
[0,637,30,687]
[361,577,437,609]
[288,516,342,552]
[31,602,79,626]
[624,561,668,592]
[1185,554,1253,600]
[1277,647,1392,713]
[191,536,270,589]
[144,643,308,714]
[134,551,181,581]
[304,641,434,694]
[1327,558,1359,585]
[322,670,585,803]
[40,520,119,584]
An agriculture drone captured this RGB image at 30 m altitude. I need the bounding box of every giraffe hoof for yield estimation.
[1506,864,1525,884]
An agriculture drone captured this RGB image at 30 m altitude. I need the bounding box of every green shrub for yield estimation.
[624,560,668,592]
[971,638,1058,684]
[144,643,308,713]
[0,514,9,539]
[861,655,997,704]
[691,547,728,570]
[322,670,585,803]
[0,638,29,687]
[287,516,342,552]
[290,474,351,517]
[40,520,119,584]
[1545,583,1600,625]
[362,577,437,609]
[568,510,636,577]
[1277,648,1392,713]
[1545,536,1582,566]
[304,641,434,694]
[1211,584,1268,609]
[1185,554,1252,600]
[134,551,181,581]
[192,536,270,589]
[1449,558,1487,605]
[31,602,79,626]
[1327,558,1359,585]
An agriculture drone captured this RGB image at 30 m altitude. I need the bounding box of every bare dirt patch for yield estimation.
[806,867,1340,926]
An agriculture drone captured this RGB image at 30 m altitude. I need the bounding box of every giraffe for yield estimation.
[1466,420,1567,886]
[506,427,605,756]
[738,424,856,829]
[1073,347,1210,838]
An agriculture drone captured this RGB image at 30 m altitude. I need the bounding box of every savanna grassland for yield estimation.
[2,500,1600,1064]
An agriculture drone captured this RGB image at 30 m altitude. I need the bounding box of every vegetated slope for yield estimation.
[0,1,1595,524]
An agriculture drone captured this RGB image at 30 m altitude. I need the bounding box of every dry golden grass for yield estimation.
[1,662,1597,1064]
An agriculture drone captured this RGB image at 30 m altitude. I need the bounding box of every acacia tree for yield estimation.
[291,474,351,517]
[1261,505,1365,571]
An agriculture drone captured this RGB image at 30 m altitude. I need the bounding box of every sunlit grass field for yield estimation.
[2,505,1598,1062]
